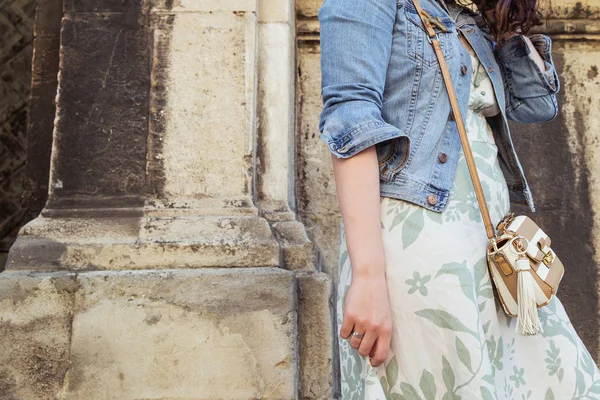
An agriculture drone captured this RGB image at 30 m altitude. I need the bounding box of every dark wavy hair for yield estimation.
[446,0,543,45]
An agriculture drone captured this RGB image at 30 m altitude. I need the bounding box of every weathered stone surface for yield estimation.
[0,0,35,66]
[49,13,151,206]
[24,36,60,216]
[256,21,294,204]
[0,45,32,126]
[297,271,334,399]
[0,107,29,239]
[65,268,297,399]
[34,0,62,37]
[540,18,600,35]
[7,215,280,270]
[0,0,35,270]
[539,0,600,19]
[272,220,316,271]
[148,11,256,201]
[0,269,299,399]
[24,0,62,218]
[150,0,255,12]
[64,0,148,12]
[296,0,321,18]
[258,0,291,22]
[0,271,76,399]
[296,43,341,278]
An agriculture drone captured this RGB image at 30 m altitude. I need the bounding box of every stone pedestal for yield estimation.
[1,0,333,398]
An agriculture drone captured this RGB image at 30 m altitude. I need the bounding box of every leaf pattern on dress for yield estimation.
[435,261,477,305]
[401,208,425,249]
[545,340,564,382]
[420,369,437,400]
[416,309,479,338]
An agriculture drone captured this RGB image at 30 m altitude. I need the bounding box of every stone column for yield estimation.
[0,0,333,398]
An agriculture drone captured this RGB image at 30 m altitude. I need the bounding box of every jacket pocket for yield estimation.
[404,0,456,68]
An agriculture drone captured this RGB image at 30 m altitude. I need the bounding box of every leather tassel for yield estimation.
[515,258,543,335]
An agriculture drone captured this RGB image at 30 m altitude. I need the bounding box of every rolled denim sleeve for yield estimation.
[494,33,560,123]
[317,0,408,159]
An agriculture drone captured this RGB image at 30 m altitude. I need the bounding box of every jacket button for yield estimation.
[427,194,438,206]
[461,65,468,75]
[438,152,448,163]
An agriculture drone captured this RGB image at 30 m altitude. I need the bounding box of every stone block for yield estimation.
[64,268,297,399]
[64,0,148,13]
[297,271,334,399]
[296,45,341,277]
[0,43,32,125]
[49,13,151,203]
[256,22,294,203]
[34,0,62,37]
[258,0,291,22]
[7,214,280,270]
[542,0,600,19]
[272,220,317,271]
[25,36,60,214]
[148,11,256,200]
[296,0,321,19]
[150,0,256,12]
[0,271,77,399]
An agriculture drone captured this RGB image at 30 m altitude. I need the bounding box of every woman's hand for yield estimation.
[340,269,393,368]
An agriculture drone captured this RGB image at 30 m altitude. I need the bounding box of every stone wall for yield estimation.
[1,0,335,398]
[0,0,35,268]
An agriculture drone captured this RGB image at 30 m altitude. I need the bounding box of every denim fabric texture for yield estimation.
[317,0,560,213]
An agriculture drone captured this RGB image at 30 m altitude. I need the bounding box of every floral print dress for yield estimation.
[336,41,600,400]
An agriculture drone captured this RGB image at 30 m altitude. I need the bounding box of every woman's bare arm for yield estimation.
[332,146,392,367]
[332,147,386,278]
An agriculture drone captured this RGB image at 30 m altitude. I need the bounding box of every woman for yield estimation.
[317,0,600,398]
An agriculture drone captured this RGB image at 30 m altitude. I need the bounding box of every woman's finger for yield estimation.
[357,329,377,357]
[339,313,355,340]
[369,332,390,368]
[369,338,378,358]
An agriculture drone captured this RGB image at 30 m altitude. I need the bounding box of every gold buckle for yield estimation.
[419,9,449,35]
[541,248,555,266]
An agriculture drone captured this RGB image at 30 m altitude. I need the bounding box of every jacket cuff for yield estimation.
[528,34,560,93]
[494,33,560,97]
[319,118,408,159]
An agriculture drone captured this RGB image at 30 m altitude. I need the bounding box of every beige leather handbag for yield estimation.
[412,0,565,335]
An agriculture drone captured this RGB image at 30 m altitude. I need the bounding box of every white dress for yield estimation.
[336,43,600,400]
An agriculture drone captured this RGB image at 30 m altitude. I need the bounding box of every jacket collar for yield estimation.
[444,1,496,42]
[445,2,478,27]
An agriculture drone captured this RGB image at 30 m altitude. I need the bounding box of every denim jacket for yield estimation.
[317,0,560,213]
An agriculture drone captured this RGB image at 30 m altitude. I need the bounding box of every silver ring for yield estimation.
[351,331,364,339]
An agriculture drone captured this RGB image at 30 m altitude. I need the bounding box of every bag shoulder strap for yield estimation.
[412,0,496,240]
